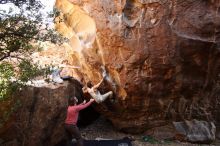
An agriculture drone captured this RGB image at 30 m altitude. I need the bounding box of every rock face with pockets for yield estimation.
[55,0,220,135]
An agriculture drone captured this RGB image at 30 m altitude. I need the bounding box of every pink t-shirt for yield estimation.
[65,100,94,125]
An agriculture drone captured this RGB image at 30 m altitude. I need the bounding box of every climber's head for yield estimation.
[87,81,93,88]
[68,96,78,106]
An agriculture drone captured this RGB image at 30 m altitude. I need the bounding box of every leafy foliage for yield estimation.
[0,1,63,100]
[0,0,64,129]
[0,62,15,99]
[0,0,36,6]
[0,4,63,61]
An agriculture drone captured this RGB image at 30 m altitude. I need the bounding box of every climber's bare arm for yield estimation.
[93,78,104,90]
[82,86,88,93]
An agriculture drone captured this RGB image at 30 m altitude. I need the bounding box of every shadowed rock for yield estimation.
[0,79,92,146]
[173,120,216,143]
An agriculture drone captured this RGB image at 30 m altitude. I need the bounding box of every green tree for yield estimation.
[0,0,63,100]
[0,0,64,128]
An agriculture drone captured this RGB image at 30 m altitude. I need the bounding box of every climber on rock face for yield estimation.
[82,77,113,103]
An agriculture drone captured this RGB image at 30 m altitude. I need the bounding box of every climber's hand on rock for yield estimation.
[82,87,88,93]
[90,98,95,102]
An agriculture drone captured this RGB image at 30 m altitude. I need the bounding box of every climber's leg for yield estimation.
[91,95,101,103]
[99,91,113,102]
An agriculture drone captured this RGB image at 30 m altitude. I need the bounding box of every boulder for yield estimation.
[54,0,220,134]
[173,120,216,143]
[0,80,85,146]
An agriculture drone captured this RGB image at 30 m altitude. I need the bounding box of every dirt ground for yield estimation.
[81,117,219,146]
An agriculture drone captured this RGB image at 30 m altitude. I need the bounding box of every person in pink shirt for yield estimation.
[65,96,95,146]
